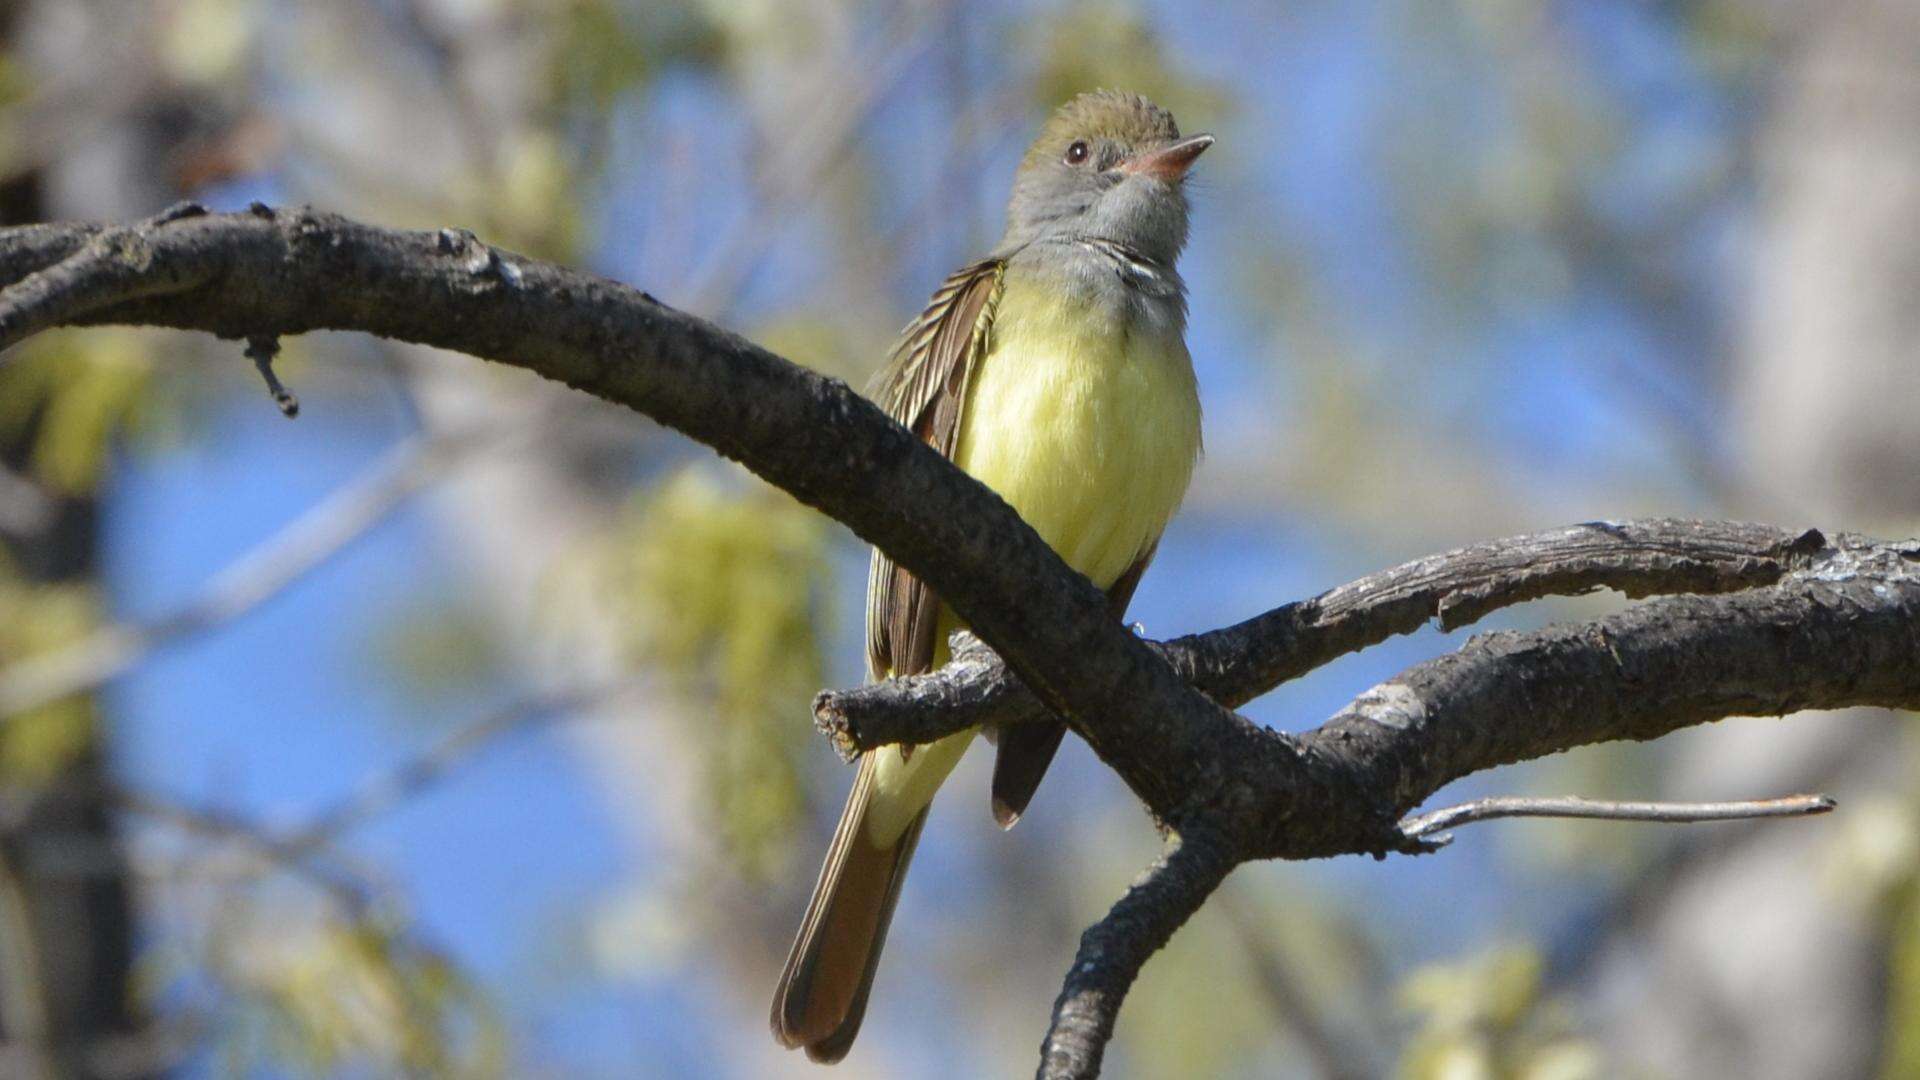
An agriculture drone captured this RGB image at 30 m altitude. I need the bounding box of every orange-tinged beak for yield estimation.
[1117,133,1215,182]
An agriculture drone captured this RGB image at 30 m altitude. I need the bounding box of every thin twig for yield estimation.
[111,786,374,916]
[1541,731,1880,989]
[1399,793,1836,848]
[0,427,492,718]
[243,334,298,417]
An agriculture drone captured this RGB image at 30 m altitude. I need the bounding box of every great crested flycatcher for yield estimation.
[772,90,1210,1063]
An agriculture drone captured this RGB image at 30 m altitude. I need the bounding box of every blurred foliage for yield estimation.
[489,128,584,261]
[196,903,505,1078]
[755,312,874,385]
[582,879,693,979]
[1827,788,1920,1078]
[1025,0,1228,132]
[520,0,722,263]
[0,555,98,780]
[1398,945,1602,1080]
[0,50,36,174]
[543,0,720,113]
[0,330,168,494]
[1119,878,1387,1077]
[161,0,260,87]
[364,597,507,720]
[1116,902,1273,1077]
[1501,741,1665,878]
[1679,0,1783,81]
[599,465,830,879]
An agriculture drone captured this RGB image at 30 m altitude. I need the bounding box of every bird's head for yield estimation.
[1002,90,1212,266]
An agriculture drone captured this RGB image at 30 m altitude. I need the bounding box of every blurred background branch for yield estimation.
[0,423,502,718]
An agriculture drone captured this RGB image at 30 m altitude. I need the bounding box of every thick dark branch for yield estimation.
[1275,532,1920,859]
[0,208,1240,823]
[830,526,1918,863]
[7,210,1918,1077]
[1038,829,1237,1080]
[819,519,1825,752]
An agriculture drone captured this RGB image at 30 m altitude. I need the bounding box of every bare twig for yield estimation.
[1291,532,1920,860]
[1399,793,1836,848]
[243,334,298,417]
[0,208,1230,835]
[0,427,492,718]
[0,203,212,352]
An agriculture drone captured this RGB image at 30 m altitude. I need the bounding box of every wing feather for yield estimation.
[864,259,1004,682]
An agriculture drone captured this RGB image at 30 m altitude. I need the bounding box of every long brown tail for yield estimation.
[772,754,928,1063]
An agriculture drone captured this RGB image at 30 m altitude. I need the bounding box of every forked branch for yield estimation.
[0,210,1915,1079]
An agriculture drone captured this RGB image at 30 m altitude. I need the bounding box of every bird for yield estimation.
[771,89,1209,1063]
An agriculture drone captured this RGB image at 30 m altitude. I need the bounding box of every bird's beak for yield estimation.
[1117,133,1215,182]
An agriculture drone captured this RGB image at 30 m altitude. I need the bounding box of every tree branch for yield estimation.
[3,209,1917,1075]
[821,525,1920,864]
[1039,828,1237,1080]
[1286,531,1920,859]
[817,518,1826,752]
[0,207,1240,828]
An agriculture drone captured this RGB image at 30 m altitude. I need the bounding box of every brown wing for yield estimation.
[864,259,1005,682]
[773,260,1005,1062]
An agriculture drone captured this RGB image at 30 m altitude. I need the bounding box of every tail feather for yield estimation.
[772,755,928,1063]
[989,723,1066,828]
[987,547,1154,829]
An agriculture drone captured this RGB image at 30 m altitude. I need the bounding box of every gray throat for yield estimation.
[1000,234,1189,336]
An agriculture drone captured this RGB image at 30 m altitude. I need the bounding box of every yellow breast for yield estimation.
[952,275,1203,592]
[864,271,1202,844]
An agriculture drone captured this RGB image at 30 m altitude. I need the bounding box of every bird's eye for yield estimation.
[1064,140,1090,166]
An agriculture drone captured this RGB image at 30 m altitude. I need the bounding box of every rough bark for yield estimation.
[1,208,1916,1077]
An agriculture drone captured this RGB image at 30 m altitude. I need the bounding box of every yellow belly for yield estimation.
[951,288,1202,592]
[865,278,1203,842]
